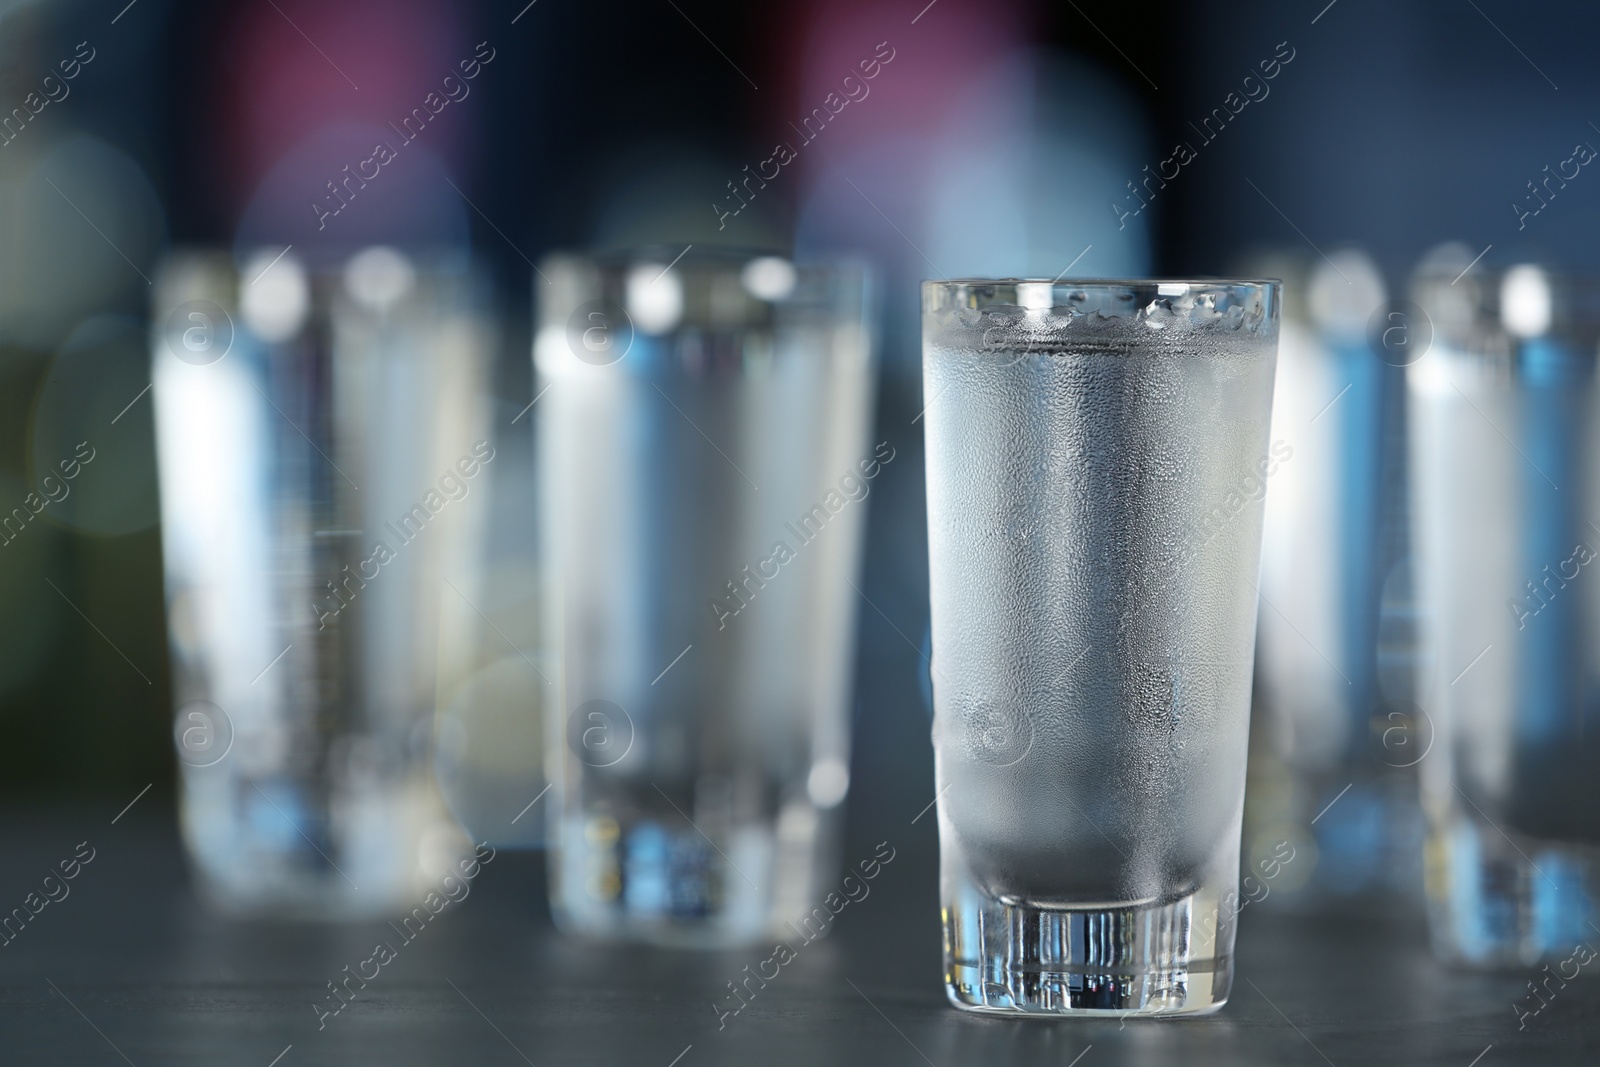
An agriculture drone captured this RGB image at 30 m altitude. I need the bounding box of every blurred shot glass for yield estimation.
[1410,254,1600,966]
[152,246,491,917]
[923,278,1280,1016]
[535,249,876,946]
[1249,249,1422,904]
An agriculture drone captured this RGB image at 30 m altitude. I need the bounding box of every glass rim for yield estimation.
[921,277,1281,290]
[545,246,866,271]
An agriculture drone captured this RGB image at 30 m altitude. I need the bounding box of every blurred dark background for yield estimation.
[1,0,1595,822]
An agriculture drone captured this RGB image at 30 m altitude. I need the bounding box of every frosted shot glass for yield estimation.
[152,247,490,917]
[923,279,1280,1015]
[536,249,876,946]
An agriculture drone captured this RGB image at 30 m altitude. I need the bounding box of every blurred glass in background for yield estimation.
[1247,248,1424,904]
[536,248,875,946]
[151,246,493,916]
[1410,251,1600,965]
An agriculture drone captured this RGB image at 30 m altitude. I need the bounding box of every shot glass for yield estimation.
[1250,250,1422,903]
[152,246,491,917]
[535,249,875,946]
[923,278,1280,1015]
[1409,256,1600,967]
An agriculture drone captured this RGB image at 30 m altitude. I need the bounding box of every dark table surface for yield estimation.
[2,801,1595,1067]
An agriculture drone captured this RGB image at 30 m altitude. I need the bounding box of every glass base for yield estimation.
[943,878,1234,1017]
[181,772,465,920]
[1427,813,1600,968]
[551,800,835,948]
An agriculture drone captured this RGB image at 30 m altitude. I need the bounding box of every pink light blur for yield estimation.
[214,0,467,221]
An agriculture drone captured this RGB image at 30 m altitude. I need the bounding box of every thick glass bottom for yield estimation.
[551,800,835,949]
[181,773,463,920]
[943,875,1235,1017]
[1426,813,1600,968]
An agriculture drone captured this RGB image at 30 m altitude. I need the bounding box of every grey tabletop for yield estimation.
[0,803,1594,1067]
